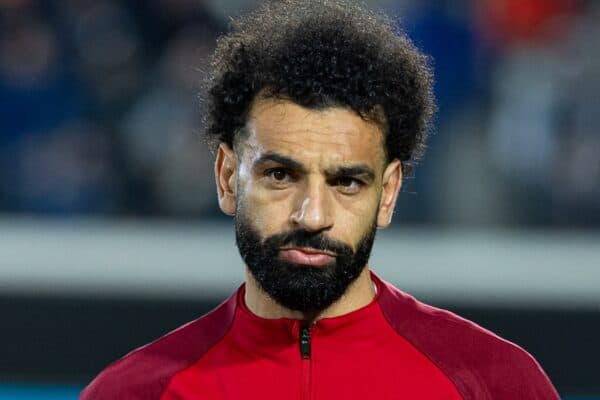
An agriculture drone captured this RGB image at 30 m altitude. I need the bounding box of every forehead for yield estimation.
[241,98,386,167]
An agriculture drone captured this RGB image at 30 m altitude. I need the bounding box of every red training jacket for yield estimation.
[81,272,560,399]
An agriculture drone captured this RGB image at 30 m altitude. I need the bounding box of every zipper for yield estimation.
[300,326,311,359]
[300,326,312,400]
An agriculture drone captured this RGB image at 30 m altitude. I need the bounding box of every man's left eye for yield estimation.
[335,177,362,192]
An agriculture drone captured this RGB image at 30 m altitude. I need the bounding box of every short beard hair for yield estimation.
[235,210,377,312]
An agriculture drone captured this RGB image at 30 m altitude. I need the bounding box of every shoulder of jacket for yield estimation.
[376,276,559,399]
[79,290,238,400]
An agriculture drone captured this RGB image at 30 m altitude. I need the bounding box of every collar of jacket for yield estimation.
[231,271,385,351]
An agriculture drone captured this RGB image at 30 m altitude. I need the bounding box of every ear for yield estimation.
[377,159,402,228]
[214,143,237,216]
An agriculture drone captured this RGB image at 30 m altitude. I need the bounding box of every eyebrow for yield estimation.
[253,151,376,182]
[253,152,306,172]
[326,165,375,183]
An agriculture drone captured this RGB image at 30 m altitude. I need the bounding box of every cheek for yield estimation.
[237,182,294,235]
[331,191,380,246]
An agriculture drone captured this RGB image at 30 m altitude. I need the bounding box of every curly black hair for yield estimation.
[206,0,435,175]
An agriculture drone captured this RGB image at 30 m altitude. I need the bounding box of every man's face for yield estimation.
[215,98,402,311]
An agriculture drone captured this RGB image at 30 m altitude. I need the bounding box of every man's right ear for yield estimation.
[214,143,237,216]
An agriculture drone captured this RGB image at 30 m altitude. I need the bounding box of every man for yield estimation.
[81,1,559,399]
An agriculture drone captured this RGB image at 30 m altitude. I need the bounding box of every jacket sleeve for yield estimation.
[484,342,560,400]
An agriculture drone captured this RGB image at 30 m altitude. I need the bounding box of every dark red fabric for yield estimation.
[79,294,237,399]
[377,277,560,399]
[80,273,559,399]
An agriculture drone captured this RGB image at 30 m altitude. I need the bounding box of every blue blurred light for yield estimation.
[0,384,81,400]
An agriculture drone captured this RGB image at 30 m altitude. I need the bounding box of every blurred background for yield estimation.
[0,0,598,398]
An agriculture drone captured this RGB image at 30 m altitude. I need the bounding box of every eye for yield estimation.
[265,168,294,184]
[334,176,363,194]
[271,169,287,181]
[337,176,356,187]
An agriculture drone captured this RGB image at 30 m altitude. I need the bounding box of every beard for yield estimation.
[235,210,377,312]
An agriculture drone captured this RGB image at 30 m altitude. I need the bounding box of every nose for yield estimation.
[289,179,333,232]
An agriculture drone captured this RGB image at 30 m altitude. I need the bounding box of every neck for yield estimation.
[243,266,375,324]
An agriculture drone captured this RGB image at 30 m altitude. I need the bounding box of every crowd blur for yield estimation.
[0,0,598,227]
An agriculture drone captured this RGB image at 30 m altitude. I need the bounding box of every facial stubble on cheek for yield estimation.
[234,200,378,312]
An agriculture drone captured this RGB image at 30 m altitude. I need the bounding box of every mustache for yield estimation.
[263,229,353,256]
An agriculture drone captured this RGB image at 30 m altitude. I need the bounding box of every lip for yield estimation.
[279,247,336,266]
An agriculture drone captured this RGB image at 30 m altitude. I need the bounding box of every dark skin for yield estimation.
[215,97,402,322]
